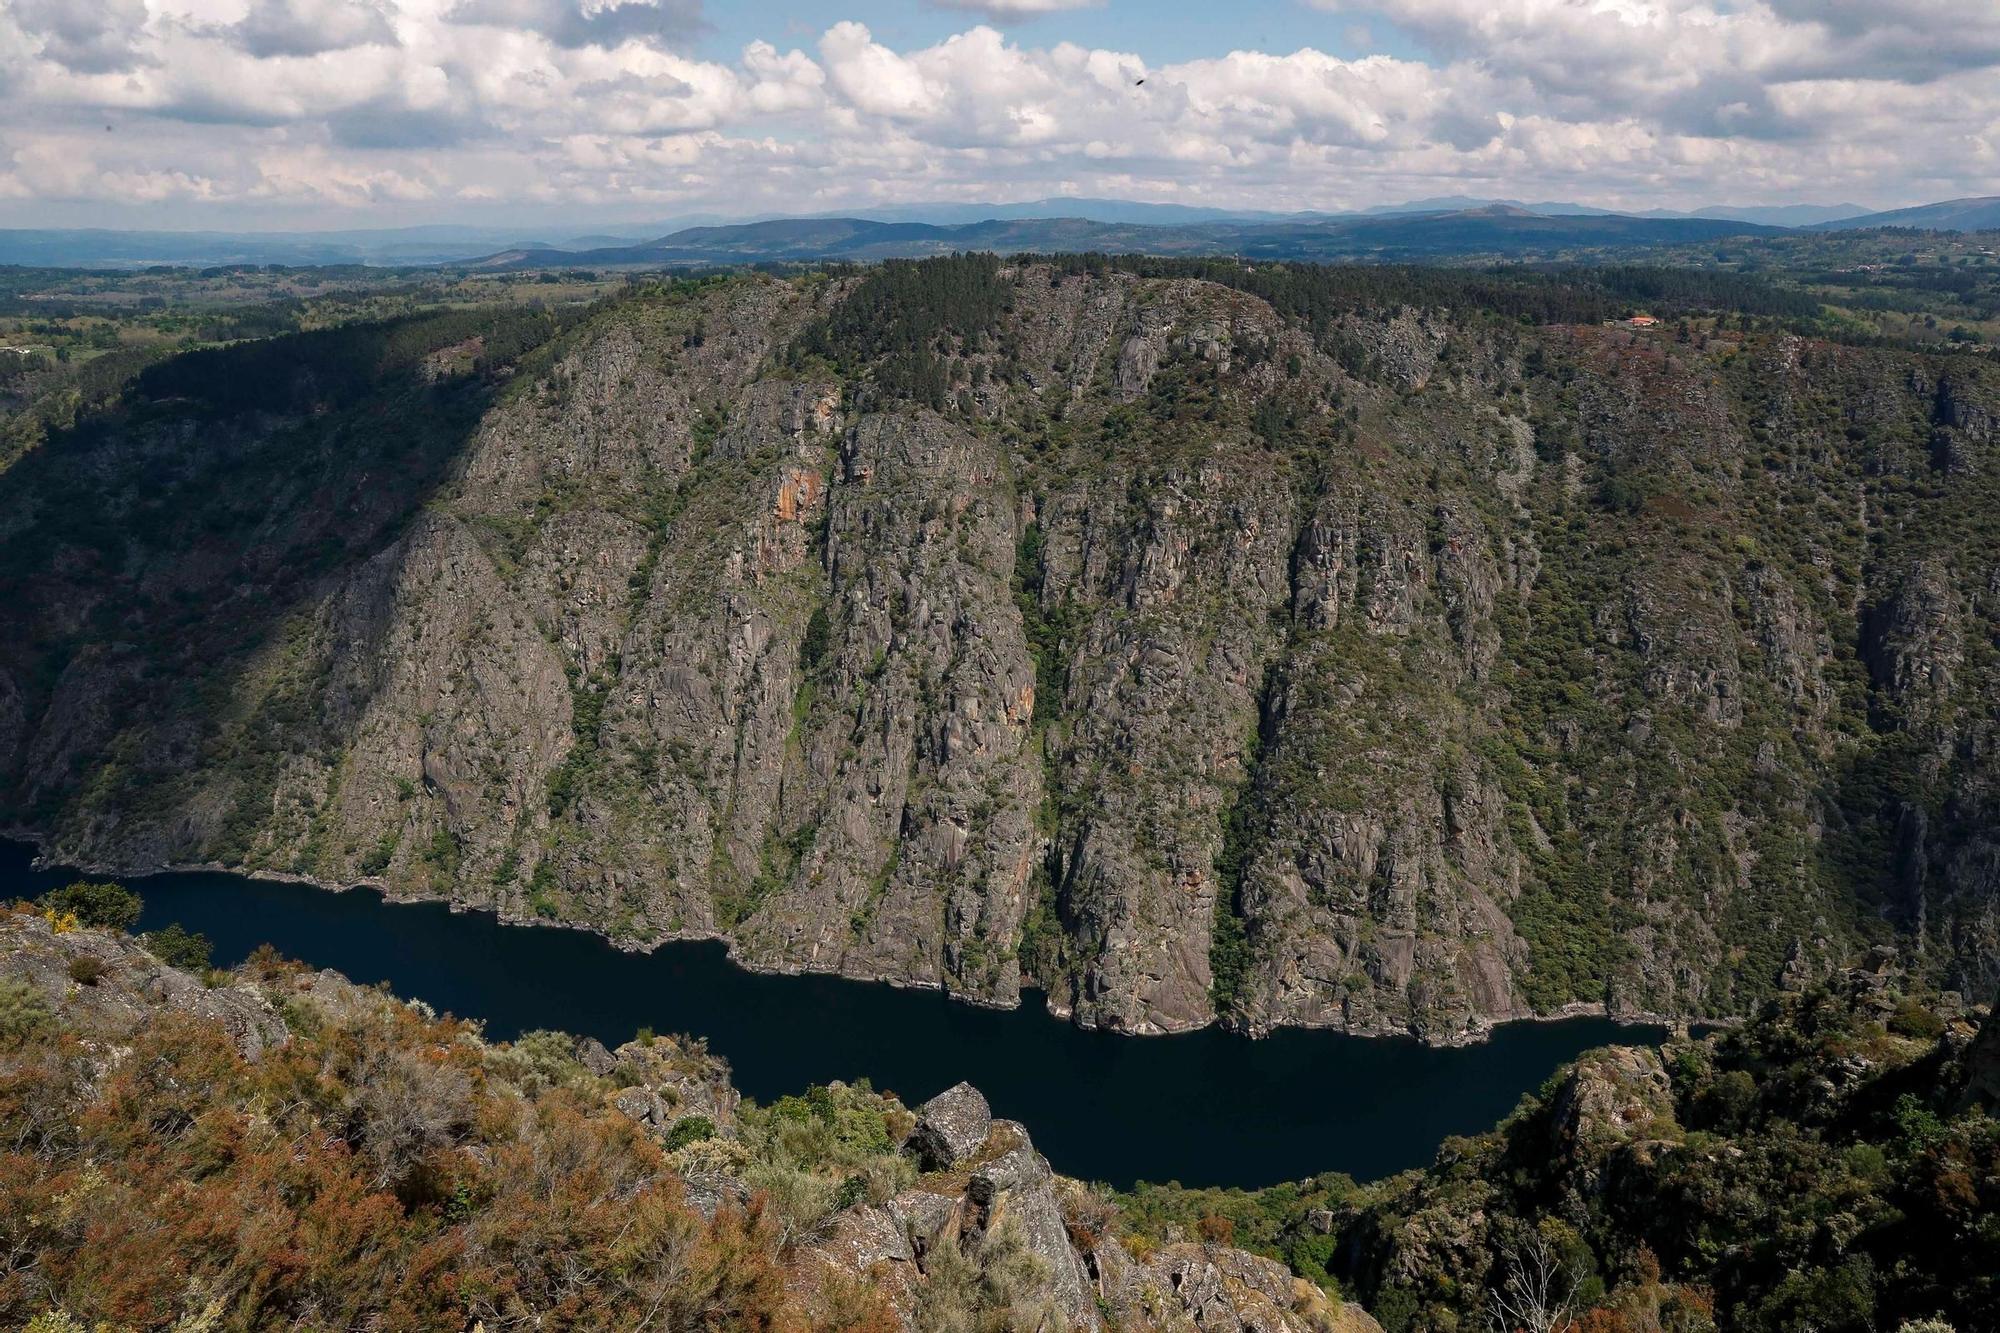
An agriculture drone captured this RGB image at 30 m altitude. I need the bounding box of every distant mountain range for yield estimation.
[774,196,1870,228]
[1353,197,1871,226]
[1807,195,2000,232]
[801,197,1308,226]
[1,195,1994,270]
[469,207,1788,270]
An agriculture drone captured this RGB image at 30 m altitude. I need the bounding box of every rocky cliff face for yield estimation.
[3,262,1997,1040]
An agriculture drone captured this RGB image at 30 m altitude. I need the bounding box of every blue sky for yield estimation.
[693,2,1426,68]
[0,0,1992,229]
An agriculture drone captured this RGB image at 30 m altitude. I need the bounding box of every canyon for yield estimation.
[2,259,1995,1041]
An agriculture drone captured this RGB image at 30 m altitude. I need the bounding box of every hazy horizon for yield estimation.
[0,193,1904,239]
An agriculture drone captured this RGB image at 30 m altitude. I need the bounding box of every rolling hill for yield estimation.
[472,207,1786,269]
[1812,196,2000,231]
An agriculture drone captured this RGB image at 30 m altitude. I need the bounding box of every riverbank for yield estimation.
[7,828,1727,1048]
[1,835,1672,1189]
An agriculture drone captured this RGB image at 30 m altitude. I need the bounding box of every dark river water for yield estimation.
[3,839,1665,1189]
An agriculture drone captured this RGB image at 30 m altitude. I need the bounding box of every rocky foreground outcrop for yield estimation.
[4,263,1998,1043]
[9,912,1992,1332]
[627,1065,1375,1333]
[1320,970,2000,1332]
[785,1080,1377,1333]
[0,909,286,1056]
[0,911,1377,1333]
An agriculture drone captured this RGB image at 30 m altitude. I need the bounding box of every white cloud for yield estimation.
[10,0,152,73]
[231,0,399,57]
[819,22,945,121]
[0,0,1994,225]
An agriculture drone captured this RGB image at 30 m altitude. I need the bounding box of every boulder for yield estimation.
[966,1138,1047,1203]
[612,1036,741,1128]
[888,1186,965,1255]
[577,1036,617,1076]
[613,1086,667,1128]
[805,1205,927,1315]
[909,1081,993,1169]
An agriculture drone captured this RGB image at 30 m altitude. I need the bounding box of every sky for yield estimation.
[0,0,1995,231]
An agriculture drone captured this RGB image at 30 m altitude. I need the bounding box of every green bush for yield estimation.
[665,1115,717,1152]
[23,1312,87,1333]
[833,1174,868,1210]
[358,832,397,876]
[800,605,832,672]
[144,923,213,972]
[1888,998,1946,1040]
[1370,1285,1420,1333]
[488,1029,598,1094]
[39,881,142,931]
[0,978,51,1044]
[1743,1256,1877,1333]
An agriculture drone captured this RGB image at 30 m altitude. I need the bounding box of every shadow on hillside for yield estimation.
[0,311,573,853]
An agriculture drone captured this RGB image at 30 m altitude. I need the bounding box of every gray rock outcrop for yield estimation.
[909,1080,993,1169]
[0,912,287,1057]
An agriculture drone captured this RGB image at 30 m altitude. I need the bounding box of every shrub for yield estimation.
[910,1216,1055,1333]
[1887,998,1945,1040]
[66,956,109,986]
[1372,1285,1420,1333]
[24,1313,86,1333]
[801,604,832,671]
[350,1044,475,1193]
[358,832,397,876]
[742,1160,840,1247]
[143,923,213,972]
[1744,1256,1877,1333]
[242,943,297,982]
[39,881,141,932]
[488,1029,596,1094]
[665,1114,717,1152]
[1699,1068,1760,1131]
[810,1269,901,1333]
[0,977,51,1044]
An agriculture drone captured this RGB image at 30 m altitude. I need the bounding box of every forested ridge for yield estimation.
[1119,960,2000,1333]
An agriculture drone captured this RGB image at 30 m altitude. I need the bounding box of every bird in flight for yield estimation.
[1134,78,1146,86]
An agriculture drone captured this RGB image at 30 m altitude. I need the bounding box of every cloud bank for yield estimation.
[0,0,1991,225]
